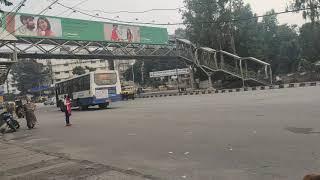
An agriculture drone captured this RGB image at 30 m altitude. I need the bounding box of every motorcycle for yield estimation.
[0,112,20,133]
[15,100,25,119]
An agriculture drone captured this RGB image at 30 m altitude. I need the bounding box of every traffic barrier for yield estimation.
[299,83,306,87]
[137,81,320,99]
[310,82,317,86]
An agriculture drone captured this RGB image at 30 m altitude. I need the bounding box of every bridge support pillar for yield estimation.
[108,60,115,70]
[208,72,213,88]
[189,66,195,89]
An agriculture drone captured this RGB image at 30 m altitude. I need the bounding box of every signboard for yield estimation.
[150,68,190,78]
[3,12,168,44]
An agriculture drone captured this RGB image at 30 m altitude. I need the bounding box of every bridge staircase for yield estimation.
[175,39,273,88]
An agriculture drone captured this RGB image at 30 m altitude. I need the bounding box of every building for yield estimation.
[114,60,136,82]
[38,59,110,84]
[3,73,20,94]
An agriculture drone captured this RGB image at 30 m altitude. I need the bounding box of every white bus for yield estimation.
[55,70,121,110]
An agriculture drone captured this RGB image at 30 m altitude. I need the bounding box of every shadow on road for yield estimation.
[73,107,121,112]
[285,127,320,134]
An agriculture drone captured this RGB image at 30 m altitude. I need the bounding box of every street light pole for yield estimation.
[132,64,135,84]
[176,68,180,92]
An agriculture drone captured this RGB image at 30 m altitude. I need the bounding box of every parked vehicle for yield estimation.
[15,99,25,119]
[0,111,20,133]
[44,98,55,106]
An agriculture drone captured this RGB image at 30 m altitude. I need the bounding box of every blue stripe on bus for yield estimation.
[78,94,121,106]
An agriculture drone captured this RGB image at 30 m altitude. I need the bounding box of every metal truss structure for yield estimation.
[0,37,272,86]
[175,39,273,86]
[0,37,176,60]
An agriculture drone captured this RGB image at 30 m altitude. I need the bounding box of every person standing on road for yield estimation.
[64,95,72,126]
[24,98,37,129]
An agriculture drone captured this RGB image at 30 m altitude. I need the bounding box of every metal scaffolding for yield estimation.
[0,37,272,86]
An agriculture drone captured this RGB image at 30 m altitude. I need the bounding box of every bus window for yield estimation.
[84,75,90,90]
[94,73,117,86]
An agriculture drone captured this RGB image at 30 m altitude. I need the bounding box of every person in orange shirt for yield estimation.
[63,95,72,126]
[111,24,120,41]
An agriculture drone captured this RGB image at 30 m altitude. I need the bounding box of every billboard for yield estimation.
[104,24,140,43]
[13,14,62,37]
[150,68,190,78]
[4,12,168,44]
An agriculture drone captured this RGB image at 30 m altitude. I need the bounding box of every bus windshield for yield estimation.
[94,73,117,86]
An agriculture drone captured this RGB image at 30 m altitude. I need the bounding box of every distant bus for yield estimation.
[55,71,121,110]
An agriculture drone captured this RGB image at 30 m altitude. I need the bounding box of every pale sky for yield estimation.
[3,0,307,34]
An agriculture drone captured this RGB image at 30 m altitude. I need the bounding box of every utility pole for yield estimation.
[131,64,135,85]
[176,68,180,92]
[141,61,145,84]
[228,0,236,54]
[6,80,9,94]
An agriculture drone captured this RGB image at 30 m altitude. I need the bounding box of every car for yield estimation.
[121,86,135,100]
[44,98,56,106]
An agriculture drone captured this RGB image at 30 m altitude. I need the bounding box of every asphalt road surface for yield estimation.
[3,87,320,180]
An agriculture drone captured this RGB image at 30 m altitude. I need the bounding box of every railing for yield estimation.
[221,63,242,77]
[175,38,272,86]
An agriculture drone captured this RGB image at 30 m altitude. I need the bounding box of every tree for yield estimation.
[72,66,86,75]
[85,66,96,72]
[299,22,320,63]
[289,0,320,22]
[181,0,319,77]
[174,28,187,39]
[182,0,232,50]
[0,0,12,13]
[11,59,49,94]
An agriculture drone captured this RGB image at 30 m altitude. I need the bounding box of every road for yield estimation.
[2,87,320,180]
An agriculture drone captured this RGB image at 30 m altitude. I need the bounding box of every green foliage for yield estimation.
[181,0,306,75]
[182,0,232,49]
[299,22,320,63]
[289,0,320,22]
[0,0,12,13]
[72,66,86,75]
[11,59,49,94]
[0,0,12,6]
[174,28,187,39]
[85,66,96,72]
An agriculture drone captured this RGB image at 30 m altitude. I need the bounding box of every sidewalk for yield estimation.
[0,140,152,180]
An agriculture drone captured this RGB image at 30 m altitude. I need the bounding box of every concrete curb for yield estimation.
[138,81,320,99]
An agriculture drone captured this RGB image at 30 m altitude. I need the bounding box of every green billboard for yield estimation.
[4,12,168,44]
